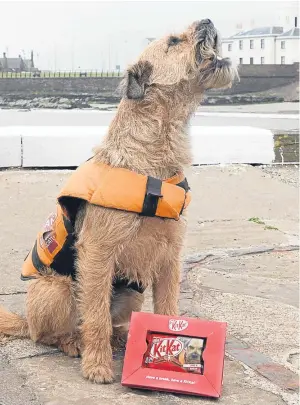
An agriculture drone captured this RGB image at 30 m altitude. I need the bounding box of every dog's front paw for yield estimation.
[82,363,114,384]
[58,333,81,358]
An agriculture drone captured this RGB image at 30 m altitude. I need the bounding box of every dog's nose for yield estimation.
[201,19,212,25]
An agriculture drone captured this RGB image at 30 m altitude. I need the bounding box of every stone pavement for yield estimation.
[0,164,299,405]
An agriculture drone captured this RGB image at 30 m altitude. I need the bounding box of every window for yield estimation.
[261,39,265,49]
[281,56,285,64]
[250,57,254,64]
[228,43,232,51]
[261,57,265,64]
[239,58,243,64]
[281,41,285,49]
[250,40,254,49]
[239,40,243,50]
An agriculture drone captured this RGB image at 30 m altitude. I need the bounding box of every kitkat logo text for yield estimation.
[169,319,188,332]
[149,338,183,359]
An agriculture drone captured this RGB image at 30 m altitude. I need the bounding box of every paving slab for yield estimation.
[0,353,40,405]
[0,165,299,405]
[1,352,288,405]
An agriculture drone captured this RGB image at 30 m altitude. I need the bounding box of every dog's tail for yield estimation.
[0,306,29,338]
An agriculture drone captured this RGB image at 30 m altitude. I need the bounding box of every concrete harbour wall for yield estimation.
[0,64,298,101]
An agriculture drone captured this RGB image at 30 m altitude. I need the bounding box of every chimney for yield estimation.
[2,52,8,70]
[30,50,34,67]
[295,17,298,28]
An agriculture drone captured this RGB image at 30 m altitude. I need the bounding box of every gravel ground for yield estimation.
[259,164,299,188]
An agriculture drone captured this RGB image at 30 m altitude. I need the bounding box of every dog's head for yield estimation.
[120,19,238,100]
[184,338,205,364]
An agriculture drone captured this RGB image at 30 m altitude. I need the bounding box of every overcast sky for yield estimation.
[0,0,298,70]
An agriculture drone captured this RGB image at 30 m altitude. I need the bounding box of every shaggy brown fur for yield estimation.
[0,20,237,383]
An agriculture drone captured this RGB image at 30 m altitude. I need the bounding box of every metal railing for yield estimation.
[0,70,122,78]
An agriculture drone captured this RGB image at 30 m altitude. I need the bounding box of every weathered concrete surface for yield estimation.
[0,165,298,405]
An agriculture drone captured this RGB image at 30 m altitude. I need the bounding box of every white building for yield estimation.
[275,28,300,64]
[222,26,300,65]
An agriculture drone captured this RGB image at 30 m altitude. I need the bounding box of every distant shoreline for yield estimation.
[0,94,288,110]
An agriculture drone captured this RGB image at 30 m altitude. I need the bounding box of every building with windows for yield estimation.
[275,28,300,64]
[222,25,299,65]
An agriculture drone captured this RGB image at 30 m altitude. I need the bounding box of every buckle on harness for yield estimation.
[141,176,163,217]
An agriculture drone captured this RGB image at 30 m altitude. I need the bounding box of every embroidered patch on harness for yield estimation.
[43,212,57,232]
[40,231,58,254]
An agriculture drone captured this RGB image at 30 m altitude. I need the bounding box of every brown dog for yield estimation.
[0,19,237,383]
[184,338,205,364]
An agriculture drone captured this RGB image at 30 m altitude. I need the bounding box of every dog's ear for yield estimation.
[118,61,153,100]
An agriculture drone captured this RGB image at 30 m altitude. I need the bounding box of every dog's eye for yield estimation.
[168,36,181,46]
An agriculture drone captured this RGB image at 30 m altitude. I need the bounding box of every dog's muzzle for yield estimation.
[193,19,219,63]
[194,19,217,41]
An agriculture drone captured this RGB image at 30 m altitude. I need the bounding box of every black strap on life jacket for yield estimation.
[176,178,190,193]
[141,176,190,217]
[141,176,163,217]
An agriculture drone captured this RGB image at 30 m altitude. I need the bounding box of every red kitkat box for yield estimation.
[121,312,226,398]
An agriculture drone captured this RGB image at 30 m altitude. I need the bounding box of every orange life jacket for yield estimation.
[21,161,191,282]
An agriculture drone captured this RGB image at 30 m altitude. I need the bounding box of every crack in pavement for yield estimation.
[0,291,27,296]
[197,219,299,242]
[183,244,299,271]
[17,349,60,360]
[198,218,235,223]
